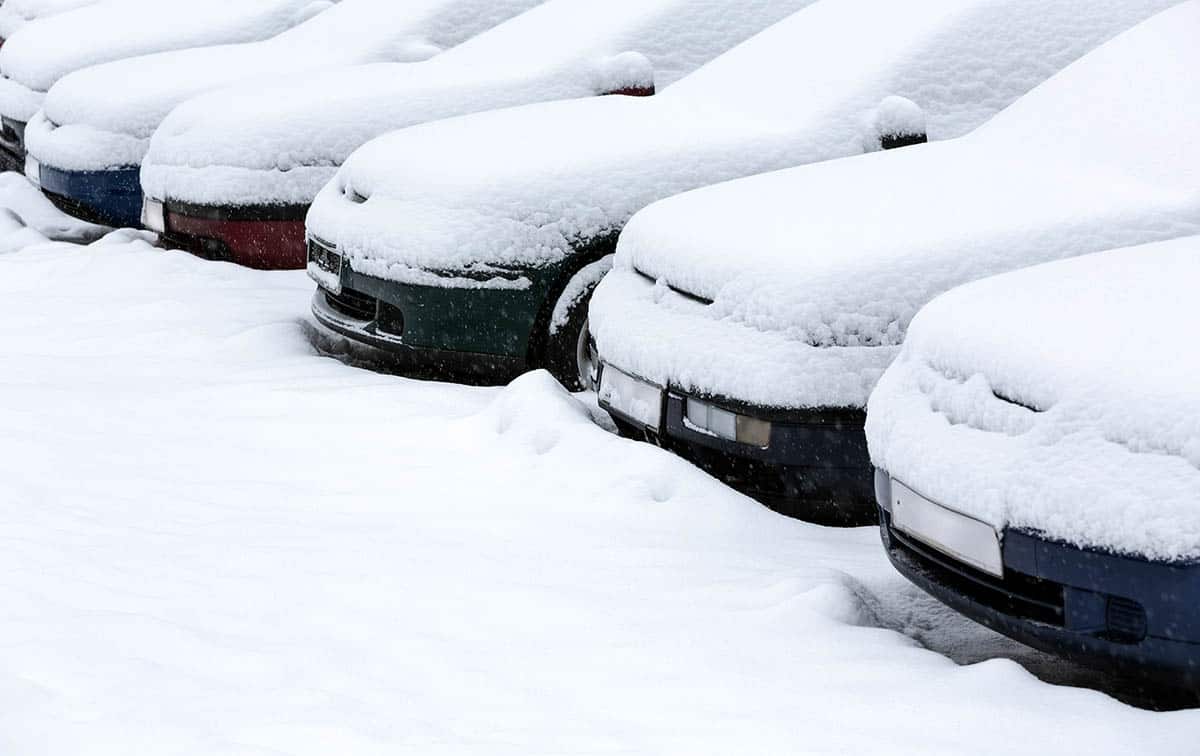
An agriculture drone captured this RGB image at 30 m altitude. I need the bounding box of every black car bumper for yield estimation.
[876,470,1200,685]
[600,365,874,525]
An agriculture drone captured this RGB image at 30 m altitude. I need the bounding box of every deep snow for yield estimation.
[867,235,1200,562]
[0,181,1195,750]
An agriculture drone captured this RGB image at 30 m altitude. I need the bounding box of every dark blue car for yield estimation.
[864,234,1200,688]
[874,472,1200,686]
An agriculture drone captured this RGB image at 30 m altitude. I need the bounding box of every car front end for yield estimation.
[143,195,309,269]
[304,229,562,384]
[874,472,1200,684]
[591,264,884,525]
[865,235,1200,683]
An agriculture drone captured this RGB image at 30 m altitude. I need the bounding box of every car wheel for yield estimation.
[544,282,599,392]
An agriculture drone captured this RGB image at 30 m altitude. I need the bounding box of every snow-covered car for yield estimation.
[0,0,327,175]
[866,235,1200,683]
[590,0,1200,524]
[0,0,97,47]
[27,0,542,229]
[305,0,1174,398]
[139,0,820,270]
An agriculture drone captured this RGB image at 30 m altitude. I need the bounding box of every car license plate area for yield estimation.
[307,238,343,295]
[891,479,1003,578]
[599,365,664,430]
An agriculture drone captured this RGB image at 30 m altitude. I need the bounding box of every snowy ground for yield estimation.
[0,180,1196,753]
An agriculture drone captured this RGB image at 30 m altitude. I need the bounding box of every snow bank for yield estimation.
[867,236,1200,562]
[590,0,1200,410]
[308,0,1175,291]
[0,0,97,40]
[141,0,820,207]
[0,0,326,123]
[0,222,1194,750]
[29,0,547,172]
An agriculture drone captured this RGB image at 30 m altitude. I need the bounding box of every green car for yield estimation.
[307,228,610,387]
[303,0,968,388]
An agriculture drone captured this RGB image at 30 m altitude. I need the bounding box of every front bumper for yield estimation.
[37,163,141,227]
[306,237,554,383]
[876,471,1200,684]
[154,198,308,270]
[599,362,874,525]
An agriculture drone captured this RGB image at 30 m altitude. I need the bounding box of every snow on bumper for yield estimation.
[140,160,337,208]
[590,265,893,410]
[865,351,1200,563]
[24,109,144,171]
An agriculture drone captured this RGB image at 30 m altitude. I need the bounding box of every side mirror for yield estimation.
[868,96,927,151]
[593,52,655,97]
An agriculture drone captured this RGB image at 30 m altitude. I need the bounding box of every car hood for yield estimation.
[29,0,546,171]
[308,0,1178,281]
[606,0,1200,409]
[0,0,318,95]
[0,0,98,40]
[140,0,823,207]
[865,235,1200,562]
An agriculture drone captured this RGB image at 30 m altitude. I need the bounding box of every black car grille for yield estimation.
[324,288,376,321]
[886,516,1065,627]
[1105,596,1148,643]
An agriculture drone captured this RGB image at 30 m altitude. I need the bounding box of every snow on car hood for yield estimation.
[28,0,544,172]
[0,0,324,123]
[866,236,1200,562]
[0,0,98,40]
[307,0,1176,285]
[591,0,1200,411]
[140,0,822,208]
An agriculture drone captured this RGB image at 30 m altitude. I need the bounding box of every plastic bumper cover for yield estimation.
[875,470,1200,684]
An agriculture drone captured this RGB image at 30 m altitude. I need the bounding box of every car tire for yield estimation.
[544,282,599,392]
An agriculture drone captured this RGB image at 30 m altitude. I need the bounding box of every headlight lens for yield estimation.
[685,398,771,448]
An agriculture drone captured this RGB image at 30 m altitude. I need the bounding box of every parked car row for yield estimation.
[6,0,1199,684]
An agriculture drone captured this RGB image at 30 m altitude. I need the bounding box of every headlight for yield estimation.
[684,398,771,448]
[141,198,165,233]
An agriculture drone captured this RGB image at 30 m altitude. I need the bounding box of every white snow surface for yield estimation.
[590,0,1200,411]
[141,0,820,207]
[29,0,547,172]
[0,0,97,40]
[866,236,1200,562]
[306,0,1175,289]
[0,176,1196,752]
[0,0,325,123]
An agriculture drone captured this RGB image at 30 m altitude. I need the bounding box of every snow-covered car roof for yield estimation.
[307,0,1175,288]
[590,0,1200,412]
[0,0,97,40]
[141,0,821,208]
[26,0,543,171]
[0,0,329,123]
[866,235,1200,562]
